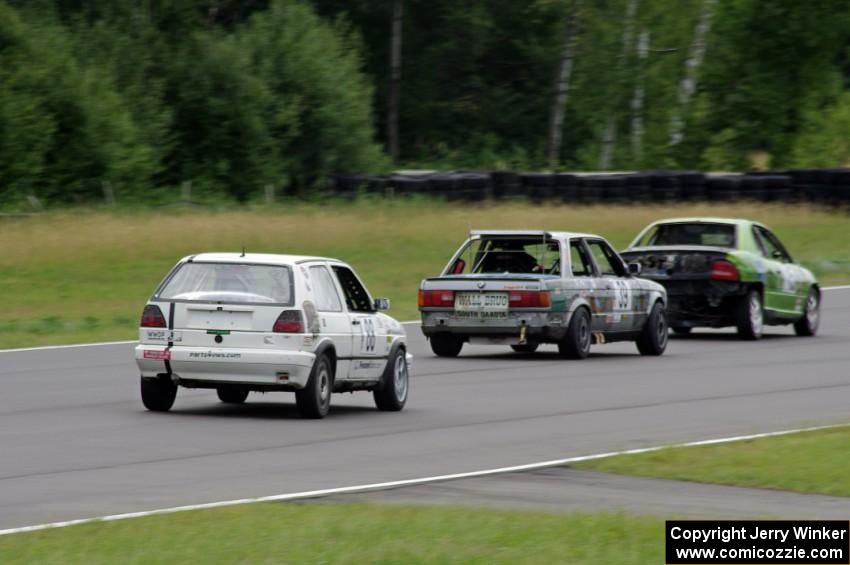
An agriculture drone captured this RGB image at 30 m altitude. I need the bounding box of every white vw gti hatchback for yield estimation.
[135,253,410,418]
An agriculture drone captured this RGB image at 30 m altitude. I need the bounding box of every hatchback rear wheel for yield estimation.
[296,353,333,419]
[141,376,177,412]
[217,385,249,404]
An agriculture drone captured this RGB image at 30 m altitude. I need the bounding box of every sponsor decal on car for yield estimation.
[143,349,171,360]
[188,351,242,359]
[452,311,509,319]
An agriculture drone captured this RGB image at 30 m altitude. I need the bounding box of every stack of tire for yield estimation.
[491,171,522,198]
[704,173,794,202]
[555,173,579,202]
[624,173,651,203]
[330,168,848,207]
[706,175,741,201]
[829,169,850,205]
[330,174,368,199]
[426,172,493,201]
[520,173,555,202]
[787,168,850,205]
[388,173,430,196]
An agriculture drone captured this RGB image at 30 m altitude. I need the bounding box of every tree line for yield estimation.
[2,0,850,206]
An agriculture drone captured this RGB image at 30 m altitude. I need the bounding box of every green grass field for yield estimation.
[0,504,662,564]
[575,426,850,497]
[2,199,849,348]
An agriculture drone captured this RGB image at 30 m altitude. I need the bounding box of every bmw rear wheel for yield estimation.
[430,334,464,357]
[558,308,591,359]
[511,343,539,354]
[637,302,668,356]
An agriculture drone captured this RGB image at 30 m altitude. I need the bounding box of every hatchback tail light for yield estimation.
[710,260,739,281]
[140,304,167,328]
[273,310,305,333]
[509,290,551,308]
[419,289,455,308]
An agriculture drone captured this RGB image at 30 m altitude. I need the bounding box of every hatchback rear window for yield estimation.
[157,263,294,305]
[639,223,736,247]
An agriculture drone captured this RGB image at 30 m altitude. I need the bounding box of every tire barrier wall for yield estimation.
[330,169,850,205]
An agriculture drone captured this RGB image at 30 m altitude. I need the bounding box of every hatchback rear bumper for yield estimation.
[135,344,315,389]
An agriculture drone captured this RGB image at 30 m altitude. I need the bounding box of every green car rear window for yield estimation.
[641,223,736,248]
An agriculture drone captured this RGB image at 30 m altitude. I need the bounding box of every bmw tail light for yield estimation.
[419,290,455,308]
[273,310,305,333]
[509,290,551,308]
[710,260,740,281]
[140,304,167,328]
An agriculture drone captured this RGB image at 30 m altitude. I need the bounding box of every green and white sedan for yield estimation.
[621,218,819,340]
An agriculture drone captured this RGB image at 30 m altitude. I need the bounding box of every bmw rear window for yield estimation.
[156,262,294,305]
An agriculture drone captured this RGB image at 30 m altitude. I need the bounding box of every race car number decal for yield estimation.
[779,264,801,293]
[360,317,377,353]
[611,280,632,311]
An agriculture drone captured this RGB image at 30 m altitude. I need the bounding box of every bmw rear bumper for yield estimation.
[419,311,569,342]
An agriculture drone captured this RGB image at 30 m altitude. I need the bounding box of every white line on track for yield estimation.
[1,422,847,537]
[0,340,137,353]
[1,284,847,354]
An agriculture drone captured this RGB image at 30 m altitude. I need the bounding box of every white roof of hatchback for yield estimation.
[184,253,339,265]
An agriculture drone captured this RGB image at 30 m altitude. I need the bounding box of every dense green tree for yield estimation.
[5,0,850,208]
[231,1,387,190]
[691,0,850,170]
[0,3,154,203]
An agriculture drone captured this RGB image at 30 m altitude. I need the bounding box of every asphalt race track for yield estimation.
[1,288,849,530]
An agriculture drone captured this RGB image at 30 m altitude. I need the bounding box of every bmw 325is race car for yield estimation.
[418,230,668,359]
[135,253,410,419]
[621,218,820,339]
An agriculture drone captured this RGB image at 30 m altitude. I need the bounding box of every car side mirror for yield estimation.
[628,262,642,276]
[772,249,784,260]
[374,297,391,311]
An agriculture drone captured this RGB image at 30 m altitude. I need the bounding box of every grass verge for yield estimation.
[574,426,850,497]
[0,503,662,564]
[2,199,849,348]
